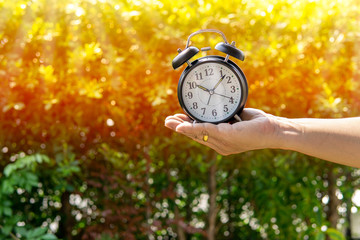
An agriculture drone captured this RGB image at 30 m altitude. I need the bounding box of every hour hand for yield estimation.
[197,85,210,92]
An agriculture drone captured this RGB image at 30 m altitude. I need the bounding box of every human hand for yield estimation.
[164,108,281,156]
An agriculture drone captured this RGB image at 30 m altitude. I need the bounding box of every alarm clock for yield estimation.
[172,29,248,124]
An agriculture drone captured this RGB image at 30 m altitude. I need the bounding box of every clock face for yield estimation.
[179,60,245,123]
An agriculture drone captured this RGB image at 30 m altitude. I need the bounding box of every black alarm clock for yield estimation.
[172,29,248,124]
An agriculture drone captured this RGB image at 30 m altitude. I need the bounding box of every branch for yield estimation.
[0,225,20,240]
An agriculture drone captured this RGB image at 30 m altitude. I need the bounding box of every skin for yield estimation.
[164,108,360,168]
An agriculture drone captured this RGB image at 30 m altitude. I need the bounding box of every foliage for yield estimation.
[0,0,359,239]
[0,153,79,240]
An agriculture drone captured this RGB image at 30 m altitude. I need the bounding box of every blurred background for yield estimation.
[0,0,360,239]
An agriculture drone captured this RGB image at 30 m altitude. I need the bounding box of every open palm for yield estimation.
[165,108,279,155]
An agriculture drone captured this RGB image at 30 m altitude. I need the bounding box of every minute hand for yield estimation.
[212,75,226,90]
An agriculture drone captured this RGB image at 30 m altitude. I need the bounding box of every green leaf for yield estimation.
[1,225,12,235]
[2,200,12,207]
[3,154,51,178]
[26,227,48,238]
[1,180,15,194]
[326,228,345,240]
[65,184,75,192]
[35,154,43,163]
[3,165,14,177]
[35,154,50,164]
[3,207,12,217]
[25,172,39,186]
[315,231,325,240]
[41,233,58,240]
[4,156,34,177]
[14,226,27,236]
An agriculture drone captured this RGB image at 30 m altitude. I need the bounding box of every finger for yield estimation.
[164,118,182,131]
[171,120,233,155]
[165,115,180,122]
[165,114,192,131]
[175,122,211,144]
[165,114,187,130]
[165,114,193,124]
[176,122,220,141]
[164,116,186,128]
[173,113,193,122]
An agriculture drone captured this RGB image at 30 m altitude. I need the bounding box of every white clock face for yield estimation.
[181,61,243,123]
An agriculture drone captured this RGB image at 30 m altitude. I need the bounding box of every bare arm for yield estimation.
[164,108,360,168]
[281,117,360,167]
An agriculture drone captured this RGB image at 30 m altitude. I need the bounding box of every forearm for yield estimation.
[275,117,360,168]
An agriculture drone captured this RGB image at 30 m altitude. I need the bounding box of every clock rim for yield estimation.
[177,55,248,124]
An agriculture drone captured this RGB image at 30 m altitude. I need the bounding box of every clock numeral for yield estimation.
[193,102,198,109]
[220,69,224,77]
[205,68,214,76]
[187,92,193,99]
[230,86,236,93]
[224,105,228,112]
[226,76,232,84]
[187,82,197,89]
[195,73,203,80]
[229,97,234,104]
[212,109,217,117]
[201,107,206,115]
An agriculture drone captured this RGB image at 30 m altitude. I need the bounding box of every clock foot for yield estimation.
[234,114,242,122]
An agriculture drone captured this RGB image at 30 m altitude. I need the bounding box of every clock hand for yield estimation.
[207,95,212,105]
[197,85,210,92]
[212,74,226,90]
[213,92,231,99]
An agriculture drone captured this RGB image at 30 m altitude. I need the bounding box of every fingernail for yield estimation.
[164,122,174,131]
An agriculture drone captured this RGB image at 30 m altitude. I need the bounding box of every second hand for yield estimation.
[207,95,212,105]
[213,92,232,99]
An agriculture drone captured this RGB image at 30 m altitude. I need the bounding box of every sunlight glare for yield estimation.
[352,190,360,206]
[66,3,85,17]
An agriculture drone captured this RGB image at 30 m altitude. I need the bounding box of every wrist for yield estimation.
[273,116,305,151]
